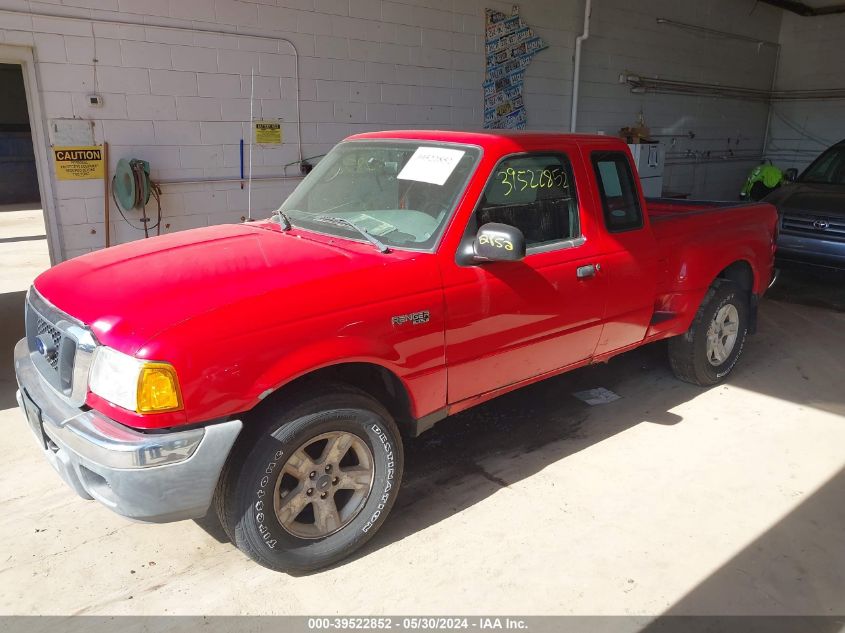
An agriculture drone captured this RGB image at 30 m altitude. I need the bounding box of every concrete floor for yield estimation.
[1,211,844,615]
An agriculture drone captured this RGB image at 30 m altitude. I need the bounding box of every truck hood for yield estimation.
[34,223,409,354]
[765,182,845,217]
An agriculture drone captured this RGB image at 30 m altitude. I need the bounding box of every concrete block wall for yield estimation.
[767,11,845,172]
[576,0,781,199]
[0,0,582,259]
[0,0,781,261]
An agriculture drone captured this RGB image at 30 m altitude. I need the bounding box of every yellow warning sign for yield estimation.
[53,145,104,180]
[255,120,282,145]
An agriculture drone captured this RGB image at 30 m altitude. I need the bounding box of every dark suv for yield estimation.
[766,140,845,269]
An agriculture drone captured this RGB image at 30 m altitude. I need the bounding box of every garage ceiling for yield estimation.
[760,0,845,15]
[803,0,845,6]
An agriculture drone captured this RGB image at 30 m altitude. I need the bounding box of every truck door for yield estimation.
[442,151,609,403]
[588,150,658,356]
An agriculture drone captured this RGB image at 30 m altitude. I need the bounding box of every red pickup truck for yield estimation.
[15,131,777,572]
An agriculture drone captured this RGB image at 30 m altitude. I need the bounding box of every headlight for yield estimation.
[89,347,183,414]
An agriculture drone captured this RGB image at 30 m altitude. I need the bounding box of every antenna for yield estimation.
[247,67,255,221]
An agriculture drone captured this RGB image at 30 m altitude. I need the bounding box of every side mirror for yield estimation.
[784,168,798,183]
[473,222,526,262]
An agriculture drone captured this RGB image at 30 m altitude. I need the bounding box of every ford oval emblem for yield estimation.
[35,334,57,357]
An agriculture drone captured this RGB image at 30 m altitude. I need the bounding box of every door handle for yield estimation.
[576,263,601,279]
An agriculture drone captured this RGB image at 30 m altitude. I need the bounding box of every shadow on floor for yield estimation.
[0,234,46,245]
[642,465,845,619]
[350,340,688,566]
[767,263,845,313]
[0,290,26,410]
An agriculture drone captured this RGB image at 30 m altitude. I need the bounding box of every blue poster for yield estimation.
[483,5,548,129]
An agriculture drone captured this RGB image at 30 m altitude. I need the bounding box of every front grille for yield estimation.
[782,214,845,243]
[25,289,80,396]
[24,287,97,408]
[34,314,62,370]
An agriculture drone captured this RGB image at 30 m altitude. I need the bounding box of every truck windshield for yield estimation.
[279,140,481,250]
[801,145,845,185]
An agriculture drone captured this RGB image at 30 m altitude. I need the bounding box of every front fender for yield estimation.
[251,330,447,422]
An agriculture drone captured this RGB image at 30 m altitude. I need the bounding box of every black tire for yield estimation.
[214,383,403,572]
[668,280,750,386]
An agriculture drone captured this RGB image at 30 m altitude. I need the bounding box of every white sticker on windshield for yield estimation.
[397,147,466,186]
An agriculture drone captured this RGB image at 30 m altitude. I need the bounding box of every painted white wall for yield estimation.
[767,10,845,173]
[577,0,781,200]
[0,0,782,260]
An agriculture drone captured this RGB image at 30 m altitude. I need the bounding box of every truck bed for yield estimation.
[647,198,761,219]
[646,198,776,244]
[643,197,778,337]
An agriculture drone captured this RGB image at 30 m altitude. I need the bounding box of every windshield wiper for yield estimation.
[314,216,390,253]
[271,209,293,231]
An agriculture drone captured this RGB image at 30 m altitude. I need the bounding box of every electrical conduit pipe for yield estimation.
[570,0,593,132]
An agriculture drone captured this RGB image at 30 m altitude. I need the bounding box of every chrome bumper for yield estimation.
[14,338,242,523]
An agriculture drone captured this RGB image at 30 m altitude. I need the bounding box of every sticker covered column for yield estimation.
[483,5,548,130]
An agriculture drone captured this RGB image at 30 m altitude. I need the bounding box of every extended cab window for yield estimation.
[592,151,643,232]
[474,154,580,249]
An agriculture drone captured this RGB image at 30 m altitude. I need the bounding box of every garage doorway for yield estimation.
[0,64,39,205]
[0,61,49,287]
[0,47,58,408]
[0,45,59,282]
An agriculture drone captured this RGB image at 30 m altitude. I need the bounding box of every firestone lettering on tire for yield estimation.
[363,423,395,533]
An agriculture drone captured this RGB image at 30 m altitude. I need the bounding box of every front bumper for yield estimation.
[14,338,242,523]
[776,233,845,269]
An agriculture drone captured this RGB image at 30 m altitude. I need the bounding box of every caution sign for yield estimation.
[254,120,282,145]
[53,146,104,180]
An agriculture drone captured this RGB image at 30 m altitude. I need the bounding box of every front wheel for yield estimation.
[214,384,404,572]
[669,280,750,386]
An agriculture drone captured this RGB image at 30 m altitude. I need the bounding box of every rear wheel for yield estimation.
[669,280,750,386]
[215,384,403,572]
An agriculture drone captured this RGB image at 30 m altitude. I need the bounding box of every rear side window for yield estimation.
[474,154,580,249]
[592,151,643,232]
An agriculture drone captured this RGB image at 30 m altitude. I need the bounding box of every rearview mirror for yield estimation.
[784,168,798,183]
[473,223,526,262]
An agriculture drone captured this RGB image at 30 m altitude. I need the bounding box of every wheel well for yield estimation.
[255,363,415,437]
[716,259,758,333]
[717,260,754,295]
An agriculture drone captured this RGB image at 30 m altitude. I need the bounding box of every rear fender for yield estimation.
[655,253,759,336]
[691,252,759,296]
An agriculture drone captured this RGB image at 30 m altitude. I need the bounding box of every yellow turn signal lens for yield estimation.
[136,363,183,413]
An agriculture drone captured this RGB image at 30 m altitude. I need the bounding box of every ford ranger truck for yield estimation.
[14,131,778,572]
